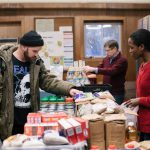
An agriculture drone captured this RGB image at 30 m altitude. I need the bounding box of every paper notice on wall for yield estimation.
[59,26,72,32]
[64,57,73,67]
[59,27,74,67]
[36,19,54,32]
[50,56,64,65]
[50,65,64,80]
[38,31,64,70]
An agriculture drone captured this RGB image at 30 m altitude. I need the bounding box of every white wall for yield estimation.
[0,0,150,3]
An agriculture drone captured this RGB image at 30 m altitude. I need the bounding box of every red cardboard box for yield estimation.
[24,123,43,136]
[58,119,77,144]
[67,118,84,142]
[41,112,68,123]
[24,122,58,136]
[27,113,41,124]
[74,117,89,139]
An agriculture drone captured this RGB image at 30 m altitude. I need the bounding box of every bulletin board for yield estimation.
[35,17,74,71]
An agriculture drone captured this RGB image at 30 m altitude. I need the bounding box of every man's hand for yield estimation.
[69,89,83,97]
[83,66,97,73]
[124,98,140,108]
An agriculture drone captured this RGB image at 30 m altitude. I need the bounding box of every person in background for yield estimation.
[125,29,150,141]
[0,30,81,140]
[83,40,128,104]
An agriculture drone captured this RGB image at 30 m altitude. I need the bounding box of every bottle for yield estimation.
[90,145,99,150]
[108,144,117,150]
[126,122,138,143]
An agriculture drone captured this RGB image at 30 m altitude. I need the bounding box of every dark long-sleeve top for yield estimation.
[97,52,128,95]
[137,61,150,133]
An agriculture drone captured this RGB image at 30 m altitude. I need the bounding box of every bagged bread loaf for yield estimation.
[43,130,69,145]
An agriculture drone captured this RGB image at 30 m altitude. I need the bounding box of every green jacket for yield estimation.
[0,44,74,140]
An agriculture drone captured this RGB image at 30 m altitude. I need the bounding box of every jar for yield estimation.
[65,97,75,117]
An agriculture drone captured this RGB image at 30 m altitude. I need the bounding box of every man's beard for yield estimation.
[23,49,35,62]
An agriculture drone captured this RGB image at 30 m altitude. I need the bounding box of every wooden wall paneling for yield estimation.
[74,16,82,60]
[23,16,34,34]
[33,16,74,31]
[0,16,24,42]
[125,16,140,81]
[54,17,74,31]
[0,3,150,10]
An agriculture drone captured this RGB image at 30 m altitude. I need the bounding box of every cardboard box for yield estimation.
[58,119,77,144]
[105,120,125,149]
[89,119,105,150]
[24,122,58,136]
[67,118,84,142]
[27,113,41,124]
[24,123,43,136]
[74,117,89,139]
[41,112,67,123]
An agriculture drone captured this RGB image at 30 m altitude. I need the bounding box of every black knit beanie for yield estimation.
[20,30,44,47]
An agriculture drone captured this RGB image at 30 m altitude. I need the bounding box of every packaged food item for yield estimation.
[40,96,49,102]
[49,95,57,102]
[22,138,44,147]
[43,130,69,145]
[3,134,29,147]
[65,97,75,117]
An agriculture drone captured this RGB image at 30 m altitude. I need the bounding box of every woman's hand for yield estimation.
[124,98,140,107]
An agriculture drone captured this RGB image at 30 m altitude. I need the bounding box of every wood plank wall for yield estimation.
[0,3,150,82]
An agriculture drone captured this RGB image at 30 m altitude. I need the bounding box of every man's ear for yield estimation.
[22,45,28,52]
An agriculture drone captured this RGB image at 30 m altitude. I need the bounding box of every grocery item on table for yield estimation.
[43,130,69,145]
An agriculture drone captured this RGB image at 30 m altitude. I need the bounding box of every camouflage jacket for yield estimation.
[0,44,74,140]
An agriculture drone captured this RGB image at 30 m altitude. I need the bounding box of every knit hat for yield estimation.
[20,30,44,47]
